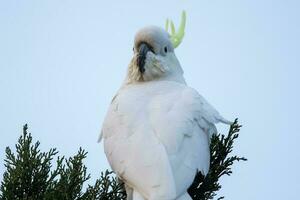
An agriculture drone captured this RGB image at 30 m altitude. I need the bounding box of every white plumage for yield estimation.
[100,26,230,200]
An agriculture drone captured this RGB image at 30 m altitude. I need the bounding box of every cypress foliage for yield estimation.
[0,125,125,200]
[0,120,245,200]
[188,119,247,199]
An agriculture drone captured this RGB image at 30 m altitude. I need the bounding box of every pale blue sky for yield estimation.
[0,1,299,199]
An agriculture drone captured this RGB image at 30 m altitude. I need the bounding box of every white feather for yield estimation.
[102,81,229,199]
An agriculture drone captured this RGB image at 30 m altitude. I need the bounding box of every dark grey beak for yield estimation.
[137,43,153,73]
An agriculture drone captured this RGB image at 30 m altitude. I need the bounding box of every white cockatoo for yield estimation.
[100,11,231,200]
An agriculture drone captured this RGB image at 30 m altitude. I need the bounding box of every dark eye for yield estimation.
[133,47,134,51]
[164,46,168,53]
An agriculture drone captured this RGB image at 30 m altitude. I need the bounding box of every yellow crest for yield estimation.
[165,11,186,48]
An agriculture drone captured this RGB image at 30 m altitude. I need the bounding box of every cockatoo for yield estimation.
[100,11,231,200]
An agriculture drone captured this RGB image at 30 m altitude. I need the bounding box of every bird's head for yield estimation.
[126,11,186,83]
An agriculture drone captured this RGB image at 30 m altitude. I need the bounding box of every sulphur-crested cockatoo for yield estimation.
[100,11,231,200]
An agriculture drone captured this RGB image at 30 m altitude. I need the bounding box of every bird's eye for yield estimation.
[133,47,135,51]
[164,46,168,53]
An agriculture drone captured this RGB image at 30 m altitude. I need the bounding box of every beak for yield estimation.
[137,43,152,73]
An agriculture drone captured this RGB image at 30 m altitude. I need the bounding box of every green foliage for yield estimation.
[0,120,245,200]
[188,119,247,200]
[0,125,125,200]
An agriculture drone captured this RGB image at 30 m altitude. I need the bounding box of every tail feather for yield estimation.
[217,115,233,125]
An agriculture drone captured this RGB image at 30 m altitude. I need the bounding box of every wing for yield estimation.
[182,86,232,136]
[147,82,231,194]
[148,82,231,155]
